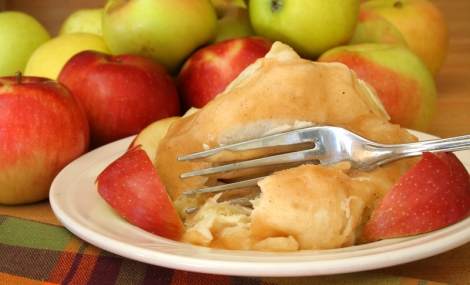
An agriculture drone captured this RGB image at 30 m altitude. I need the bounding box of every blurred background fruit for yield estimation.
[178,37,272,108]
[59,8,103,36]
[59,51,180,147]
[319,43,437,130]
[0,11,50,76]
[24,33,109,79]
[0,0,454,206]
[0,76,89,205]
[102,0,217,72]
[215,7,254,43]
[249,0,360,58]
[350,0,449,75]
[210,0,246,16]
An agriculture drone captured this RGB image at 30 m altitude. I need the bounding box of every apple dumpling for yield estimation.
[154,42,422,251]
[97,42,469,251]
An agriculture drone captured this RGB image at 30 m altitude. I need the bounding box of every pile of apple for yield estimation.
[0,0,468,244]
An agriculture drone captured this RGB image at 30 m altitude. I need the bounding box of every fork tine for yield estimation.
[182,176,263,195]
[177,126,319,161]
[180,148,323,178]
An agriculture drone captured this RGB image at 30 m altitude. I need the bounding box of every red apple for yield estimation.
[0,75,89,205]
[58,51,180,147]
[363,152,470,241]
[319,43,437,131]
[178,36,272,108]
[96,146,184,240]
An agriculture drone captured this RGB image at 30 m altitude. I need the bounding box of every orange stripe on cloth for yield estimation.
[47,237,84,283]
[171,271,231,285]
[47,239,102,284]
[0,272,58,285]
[47,252,77,283]
[67,252,99,284]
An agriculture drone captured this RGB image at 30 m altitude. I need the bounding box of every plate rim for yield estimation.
[49,130,470,277]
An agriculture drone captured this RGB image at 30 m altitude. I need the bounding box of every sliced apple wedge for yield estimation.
[96,146,184,240]
[130,116,179,164]
[363,152,470,242]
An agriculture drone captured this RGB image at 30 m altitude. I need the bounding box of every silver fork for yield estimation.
[178,126,470,196]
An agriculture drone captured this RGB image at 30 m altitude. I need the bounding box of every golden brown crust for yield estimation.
[156,43,415,200]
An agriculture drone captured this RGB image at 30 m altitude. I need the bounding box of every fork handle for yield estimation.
[375,135,470,165]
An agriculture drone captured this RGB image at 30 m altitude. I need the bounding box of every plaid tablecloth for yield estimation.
[0,202,468,285]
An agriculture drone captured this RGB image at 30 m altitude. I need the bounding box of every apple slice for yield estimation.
[363,152,470,242]
[96,146,183,240]
[130,116,180,164]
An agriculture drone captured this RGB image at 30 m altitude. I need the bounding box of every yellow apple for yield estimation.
[102,0,217,72]
[215,7,254,43]
[59,8,103,36]
[350,0,449,75]
[24,33,109,79]
[130,117,180,164]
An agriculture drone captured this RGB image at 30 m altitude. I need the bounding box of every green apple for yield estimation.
[24,33,110,80]
[215,7,254,42]
[102,0,218,72]
[0,11,50,76]
[249,0,360,58]
[59,8,103,36]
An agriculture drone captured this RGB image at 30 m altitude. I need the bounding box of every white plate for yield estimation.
[50,130,470,277]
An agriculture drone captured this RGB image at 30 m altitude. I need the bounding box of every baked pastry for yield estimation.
[155,42,417,251]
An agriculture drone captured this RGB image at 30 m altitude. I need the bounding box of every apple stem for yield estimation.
[15,72,23,84]
[393,1,403,8]
[271,0,282,12]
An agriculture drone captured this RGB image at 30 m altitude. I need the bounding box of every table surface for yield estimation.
[429,0,470,138]
[1,0,470,284]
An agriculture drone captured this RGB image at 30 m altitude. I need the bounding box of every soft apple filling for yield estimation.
[182,163,369,251]
[179,143,415,251]
[156,42,418,251]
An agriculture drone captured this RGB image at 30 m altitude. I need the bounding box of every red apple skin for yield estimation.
[319,44,437,131]
[0,76,89,205]
[96,146,184,240]
[178,36,272,108]
[58,51,180,147]
[363,152,470,242]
